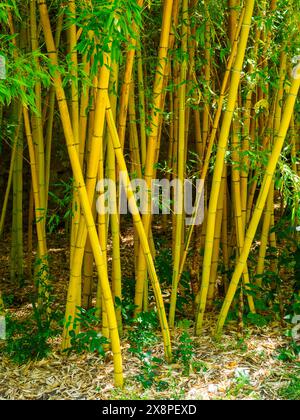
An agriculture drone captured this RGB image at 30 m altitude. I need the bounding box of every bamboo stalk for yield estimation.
[195,0,255,335]
[0,105,23,236]
[134,0,174,314]
[37,0,123,388]
[174,6,246,287]
[168,0,188,327]
[106,99,172,362]
[215,74,300,336]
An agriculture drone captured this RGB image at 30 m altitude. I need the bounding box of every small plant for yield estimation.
[69,330,109,356]
[155,247,173,286]
[3,304,59,364]
[155,246,193,317]
[176,271,194,314]
[127,310,166,390]
[278,293,300,362]
[226,376,253,398]
[235,337,248,353]
[67,307,109,356]
[2,294,14,307]
[191,360,208,374]
[4,327,51,363]
[278,342,300,362]
[115,296,137,325]
[47,180,75,233]
[278,323,300,362]
[128,310,159,352]
[175,328,194,376]
[2,259,61,364]
[246,312,271,327]
[278,375,300,400]
[136,352,166,390]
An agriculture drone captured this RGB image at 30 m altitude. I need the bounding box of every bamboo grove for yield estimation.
[0,0,299,387]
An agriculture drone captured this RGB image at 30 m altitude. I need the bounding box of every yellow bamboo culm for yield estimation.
[256,185,274,284]
[207,168,226,308]
[117,0,144,150]
[134,0,174,314]
[0,106,23,237]
[0,291,4,315]
[231,104,255,313]
[195,0,255,336]
[136,37,147,167]
[37,0,123,388]
[7,8,49,287]
[255,48,287,280]
[106,61,122,333]
[175,5,246,288]
[23,108,48,284]
[68,0,81,267]
[168,0,189,328]
[62,60,111,349]
[11,101,23,283]
[215,73,300,336]
[45,12,64,201]
[30,0,46,231]
[105,99,172,362]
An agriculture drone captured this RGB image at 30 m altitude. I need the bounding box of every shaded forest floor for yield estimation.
[0,232,299,400]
